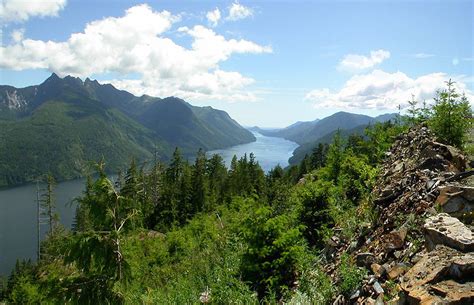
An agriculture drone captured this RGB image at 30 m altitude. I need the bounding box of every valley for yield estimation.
[0,1,472,303]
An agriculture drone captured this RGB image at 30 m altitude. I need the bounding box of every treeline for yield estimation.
[1,81,471,304]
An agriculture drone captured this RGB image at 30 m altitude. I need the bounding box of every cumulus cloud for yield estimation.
[206,7,221,27]
[305,69,474,110]
[1,0,67,23]
[227,2,253,21]
[0,4,272,102]
[338,49,390,71]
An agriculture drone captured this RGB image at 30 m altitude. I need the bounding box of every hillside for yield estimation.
[2,122,473,304]
[0,74,255,187]
[258,112,396,145]
[321,125,474,304]
[288,124,368,165]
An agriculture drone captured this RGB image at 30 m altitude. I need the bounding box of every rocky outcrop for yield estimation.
[326,125,474,304]
[436,183,474,217]
[424,213,474,252]
[400,245,474,305]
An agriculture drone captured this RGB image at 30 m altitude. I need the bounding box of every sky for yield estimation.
[0,0,473,127]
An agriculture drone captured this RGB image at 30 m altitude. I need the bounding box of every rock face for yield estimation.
[424,213,474,252]
[401,245,474,305]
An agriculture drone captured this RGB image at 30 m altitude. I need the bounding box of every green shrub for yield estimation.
[241,201,307,300]
[338,253,367,295]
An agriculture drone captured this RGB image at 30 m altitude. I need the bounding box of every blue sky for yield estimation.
[1,0,473,127]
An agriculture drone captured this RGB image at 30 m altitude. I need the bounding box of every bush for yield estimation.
[338,253,367,295]
[240,201,307,300]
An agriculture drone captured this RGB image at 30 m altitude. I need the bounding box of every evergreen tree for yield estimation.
[248,153,265,196]
[226,155,240,198]
[66,162,137,304]
[40,174,59,235]
[406,94,420,126]
[191,149,208,214]
[324,131,344,182]
[177,161,193,224]
[310,143,328,170]
[429,79,472,148]
[206,154,227,207]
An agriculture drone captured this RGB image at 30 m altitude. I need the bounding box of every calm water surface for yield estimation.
[208,132,298,171]
[0,132,298,276]
[0,179,86,276]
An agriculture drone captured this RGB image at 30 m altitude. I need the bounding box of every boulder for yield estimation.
[436,185,474,216]
[424,213,474,252]
[387,263,410,280]
[383,227,408,251]
[356,252,376,268]
[401,245,474,305]
[370,263,386,278]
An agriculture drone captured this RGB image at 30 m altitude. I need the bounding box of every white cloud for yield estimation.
[0,0,67,23]
[338,49,390,72]
[206,7,221,27]
[0,4,272,102]
[227,2,253,21]
[412,53,435,59]
[305,69,474,110]
[10,28,24,42]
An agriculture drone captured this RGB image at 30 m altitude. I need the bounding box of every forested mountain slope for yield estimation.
[258,111,396,145]
[0,74,255,186]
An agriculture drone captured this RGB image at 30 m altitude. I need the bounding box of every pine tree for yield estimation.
[206,154,227,207]
[66,162,137,303]
[429,79,472,148]
[324,130,344,182]
[406,94,419,126]
[310,143,328,170]
[191,149,208,213]
[248,153,265,196]
[40,174,59,235]
[178,161,193,224]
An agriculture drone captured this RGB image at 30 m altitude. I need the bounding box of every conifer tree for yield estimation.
[429,79,472,148]
[40,174,59,235]
[310,143,328,170]
[206,154,227,207]
[324,130,344,182]
[191,149,209,213]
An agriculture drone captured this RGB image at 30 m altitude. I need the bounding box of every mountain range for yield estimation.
[0,74,255,187]
[256,111,398,166]
[257,111,396,144]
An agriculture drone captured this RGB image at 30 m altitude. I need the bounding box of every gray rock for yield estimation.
[373,281,384,295]
[424,213,474,252]
[436,185,474,215]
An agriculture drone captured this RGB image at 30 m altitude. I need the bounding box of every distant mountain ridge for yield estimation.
[0,74,255,186]
[254,111,397,167]
[257,111,396,145]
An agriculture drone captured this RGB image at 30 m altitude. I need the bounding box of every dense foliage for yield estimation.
[2,81,470,304]
[2,119,405,304]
